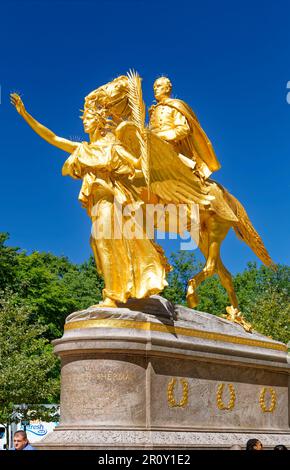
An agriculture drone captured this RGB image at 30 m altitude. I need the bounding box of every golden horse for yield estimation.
[116,122,273,328]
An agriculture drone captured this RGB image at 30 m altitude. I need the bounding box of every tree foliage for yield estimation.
[0,233,104,338]
[0,291,60,428]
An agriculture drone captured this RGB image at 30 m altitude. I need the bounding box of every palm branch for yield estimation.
[127,69,150,191]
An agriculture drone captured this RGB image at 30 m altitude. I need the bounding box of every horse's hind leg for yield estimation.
[217,256,252,331]
[186,237,220,307]
[217,257,239,309]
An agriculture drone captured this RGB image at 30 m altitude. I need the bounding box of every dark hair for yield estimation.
[274,444,288,450]
[246,439,262,450]
[14,430,27,439]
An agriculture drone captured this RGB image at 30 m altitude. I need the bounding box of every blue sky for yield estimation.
[1,0,290,273]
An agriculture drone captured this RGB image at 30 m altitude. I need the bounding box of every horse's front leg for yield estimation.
[186,253,218,308]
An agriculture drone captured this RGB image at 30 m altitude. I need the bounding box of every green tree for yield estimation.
[197,276,228,315]
[0,291,60,446]
[0,234,104,338]
[164,250,200,305]
[0,233,21,291]
[244,286,289,343]
[234,263,290,343]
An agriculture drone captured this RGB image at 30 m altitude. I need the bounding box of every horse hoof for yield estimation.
[186,287,199,308]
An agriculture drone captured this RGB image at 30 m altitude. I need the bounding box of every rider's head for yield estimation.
[153,77,172,101]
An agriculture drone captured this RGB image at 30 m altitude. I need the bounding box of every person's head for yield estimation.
[229,444,242,450]
[13,430,28,450]
[81,107,108,137]
[153,77,172,101]
[246,438,263,451]
[274,444,288,450]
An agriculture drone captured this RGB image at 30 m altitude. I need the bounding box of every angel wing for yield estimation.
[114,121,141,159]
[115,122,214,207]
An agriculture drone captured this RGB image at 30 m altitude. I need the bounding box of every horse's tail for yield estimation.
[224,191,275,268]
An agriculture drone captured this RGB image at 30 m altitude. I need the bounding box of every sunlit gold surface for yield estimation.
[10,83,168,306]
[149,77,221,179]
[10,72,274,331]
[63,318,287,352]
[222,306,252,333]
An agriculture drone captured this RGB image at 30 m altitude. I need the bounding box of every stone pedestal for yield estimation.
[37,296,290,449]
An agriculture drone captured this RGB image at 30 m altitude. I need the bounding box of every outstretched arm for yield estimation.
[10,94,79,154]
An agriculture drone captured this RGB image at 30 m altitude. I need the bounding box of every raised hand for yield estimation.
[10,92,78,153]
[10,93,25,116]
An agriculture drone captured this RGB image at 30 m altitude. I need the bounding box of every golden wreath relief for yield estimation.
[167,378,189,408]
[216,383,236,411]
[259,387,277,413]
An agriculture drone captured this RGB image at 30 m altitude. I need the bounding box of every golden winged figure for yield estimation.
[10,71,274,331]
